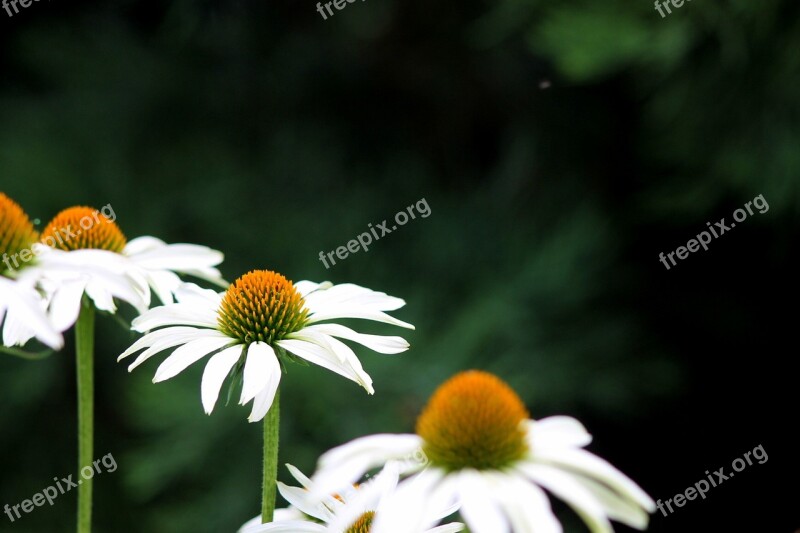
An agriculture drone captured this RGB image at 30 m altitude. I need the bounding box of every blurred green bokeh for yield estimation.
[0,0,795,531]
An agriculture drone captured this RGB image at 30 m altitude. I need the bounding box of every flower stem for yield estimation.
[75,301,95,533]
[261,389,280,523]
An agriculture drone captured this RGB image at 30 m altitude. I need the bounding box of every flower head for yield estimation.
[15,204,226,336]
[118,274,413,422]
[312,370,656,533]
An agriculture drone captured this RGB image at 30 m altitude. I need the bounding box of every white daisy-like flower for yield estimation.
[311,370,656,533]
[16,205,226,334]
[118,270,414,422]
[238,462,464,533]
[0,193,63,350]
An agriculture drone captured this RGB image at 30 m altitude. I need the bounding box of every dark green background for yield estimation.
[1,0,796,531]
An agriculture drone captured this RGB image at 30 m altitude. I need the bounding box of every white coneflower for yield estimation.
[312,370,656,533]
[239,462,463,533]
[0,193,62,350]
[119,272,413,422]
[17,205,227,332]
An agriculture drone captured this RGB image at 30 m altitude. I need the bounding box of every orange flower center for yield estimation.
[0,193,39,271]
[40,206,126,253]
[416,370,530,471]
[344,511,375,533]
[217,270,309,344]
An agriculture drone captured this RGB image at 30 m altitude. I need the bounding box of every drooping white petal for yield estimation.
[298,323,410,354]
[48,279,88,332]
[127,328,225,371]
[240,342,279,405]
[457,471,510,533]
[153,336,234,382]
[534,447,656,512]
[570,472,651,530]
[276,338,373,393]
[495,472,562,533]
[246,344,282,422]
[132,303,220,332]
[519,463,613,533]
[118,326,206,361]
[0,278,63,349]
[143,269,182,306]
[371,467,447,533]
[201,344,244,414]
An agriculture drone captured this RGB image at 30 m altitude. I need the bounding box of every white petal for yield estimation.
[132,303,220,332]
[303,283,406,312]
[128,328,226,371]
[312,433,423,497]
[495,473,562,533]
[201,345,244,414]
[246,345,282,422]
[174,282,224,306]
[118,326,206,360]
[571,473,651,530]
[426,525,466,533]
[153,336,234,382]
[298,323,410,354]
[529,416,592,450]
[305,306,414,330]
[240,342,279,405]
[535,447,656,512]
[127,242,224,271]
[0,279,63,349]
[276,482,331,522]
[123,236,167,256]
[457,471,509,533]
[519,463,613,533]
[48,280,88,332]
[293,280,332,298]
[276,339,373,394]
[371,468,446,533]
[285,463,313,490]
[239,521,322,533]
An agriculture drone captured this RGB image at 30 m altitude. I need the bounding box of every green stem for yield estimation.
[76,302,95,533]
[261,389,280,523]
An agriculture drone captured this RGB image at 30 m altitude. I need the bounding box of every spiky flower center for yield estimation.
[416,370,530,471]
[41,206,126,253]
[217,270,309,345]
[0,193,39,270]
[344,511,375,533]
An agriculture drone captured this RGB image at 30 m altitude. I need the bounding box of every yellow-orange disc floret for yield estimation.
[41,206,126,253]
[416,370,530,471]
[344,511,376,533]
[217,270,309,345]
[0,193,39,267]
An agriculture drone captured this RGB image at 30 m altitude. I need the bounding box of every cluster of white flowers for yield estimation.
[2,191,655,533]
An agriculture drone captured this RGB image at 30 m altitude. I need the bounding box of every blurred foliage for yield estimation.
[0,0,796,531]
